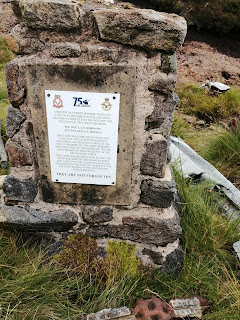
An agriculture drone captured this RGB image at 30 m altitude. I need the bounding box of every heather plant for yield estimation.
[54,234,99,275]
[55,235,142,284]
[140,0,240,33]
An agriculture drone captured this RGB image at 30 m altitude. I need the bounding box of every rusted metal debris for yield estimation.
[82,296,210,320]
[133,297,174,320]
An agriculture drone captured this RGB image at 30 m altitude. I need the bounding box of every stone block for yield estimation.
[5,61,26,107]
[7,142,32,168]
[142,247,163,265]
[160,52,177,74]
[82,205,113,224]
[86,45,119,62]
[148,73,177,95]
[6,139,33,167]
[8,25,45,55]
[145,93,180,135]
[86,215,181,246]
[5,105,26,138]
[0,205,78,231]
[50,42,81,58]
[140,138,168,178]
[2,176,38,202]
[162,248,183,277]
[12,0,80,30]
[93,9,187,52]
[5,122,35,167]
[140,179,177,208]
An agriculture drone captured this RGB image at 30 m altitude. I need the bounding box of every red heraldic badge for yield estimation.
[53,95,63,108]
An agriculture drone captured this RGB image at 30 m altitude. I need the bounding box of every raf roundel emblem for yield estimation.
[53,95,63,108]
[101,98,112,111]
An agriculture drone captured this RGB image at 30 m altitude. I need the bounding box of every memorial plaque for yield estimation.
[26,64,135,205]
[45,90,120,186]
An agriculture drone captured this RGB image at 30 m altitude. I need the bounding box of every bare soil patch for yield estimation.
[177,28,240,86]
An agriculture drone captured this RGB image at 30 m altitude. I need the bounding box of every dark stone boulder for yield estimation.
[86,215,181,246]
[5,105,26,138]
[3,176,38,202]
[82,205,113,224]
[140,179,177,208]
[140,139,168,178]
[0,205,78,232]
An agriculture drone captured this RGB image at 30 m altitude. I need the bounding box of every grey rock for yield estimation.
[162,248,183,277]
[140,179,177,208]
[0,205,78,231]
[13,0,80,30]
[160,52,177,74]
[142,247,163,265]
[5,61,26,107]
[5,122,35,167]
[93,8,187,52]
[82,205,113,224]
[5,105,26,137]
[145,92,180,135]
[8,24,45,55]
[86,215,181,246]
[2,176,38,202]
[86,45,119,62]
[140,139,167,178]
[148,72,177,95]
[50,42,81,58]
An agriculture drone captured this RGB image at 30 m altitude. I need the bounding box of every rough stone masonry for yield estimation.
[1,0,187,273]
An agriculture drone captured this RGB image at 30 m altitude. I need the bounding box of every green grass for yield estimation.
[173,83,240,187]
[203,126,240,187]
[171,111,216,154]
[0,35,15,174]
[1,173,240,319]
[176,83,240,122]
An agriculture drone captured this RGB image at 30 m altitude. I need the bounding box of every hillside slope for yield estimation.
[177,28,240,86]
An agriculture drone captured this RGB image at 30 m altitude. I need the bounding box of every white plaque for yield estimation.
[45,90,120,185]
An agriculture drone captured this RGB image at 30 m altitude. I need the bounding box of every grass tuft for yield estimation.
[203,126,240,187]
[1,174,240,318]
[176,83,240,122]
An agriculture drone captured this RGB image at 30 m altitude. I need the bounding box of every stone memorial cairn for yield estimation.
[2,0,187,273]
